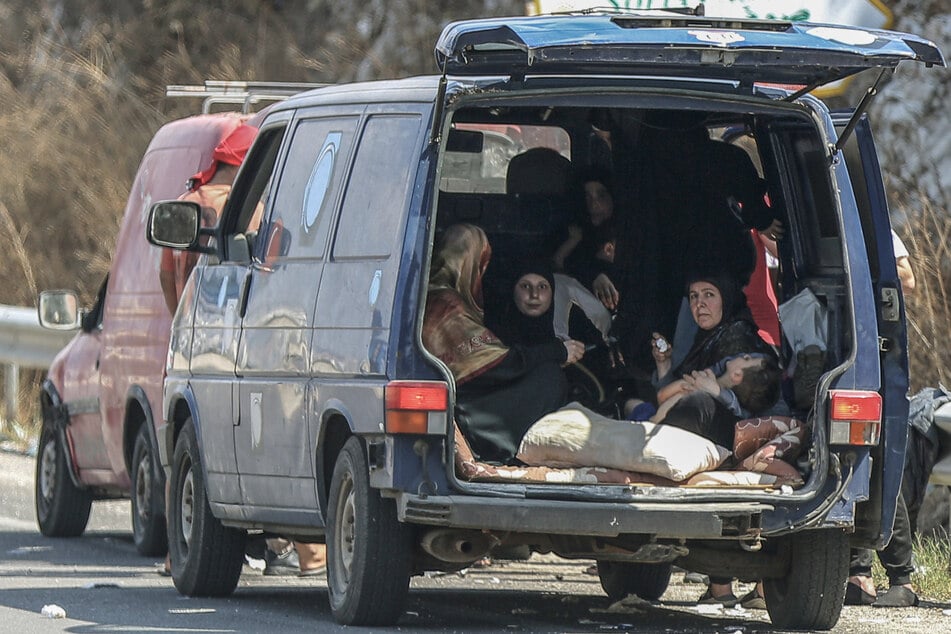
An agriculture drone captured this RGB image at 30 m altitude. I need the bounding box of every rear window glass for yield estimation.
[440,124,570,193]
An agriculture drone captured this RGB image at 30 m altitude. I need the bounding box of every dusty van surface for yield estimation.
[148,12,944,630]
[36,110,253,555]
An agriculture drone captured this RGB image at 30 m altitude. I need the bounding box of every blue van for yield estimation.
[148,11,943,629]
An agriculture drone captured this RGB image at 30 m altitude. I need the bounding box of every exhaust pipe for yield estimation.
[420,529,499,563]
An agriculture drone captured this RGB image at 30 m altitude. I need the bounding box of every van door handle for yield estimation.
[238,272,253,319]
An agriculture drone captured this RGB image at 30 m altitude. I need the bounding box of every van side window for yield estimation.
[260,117,359,261]
[334,114,423,258]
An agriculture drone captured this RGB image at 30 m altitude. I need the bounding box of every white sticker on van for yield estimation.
[369,269,382,305]
[805,26,876,46]
[688,30,745,45]
[303,132,342,233]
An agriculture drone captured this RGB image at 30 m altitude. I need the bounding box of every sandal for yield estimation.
[844,581,876,605]
[738,588,766,610]
[698,588,738,607]
[872,585,918,608]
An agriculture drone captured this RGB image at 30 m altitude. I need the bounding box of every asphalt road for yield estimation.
[1,449,947,633]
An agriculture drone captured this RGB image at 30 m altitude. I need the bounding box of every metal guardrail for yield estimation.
[0,304,74,424]
[0,304,74,367]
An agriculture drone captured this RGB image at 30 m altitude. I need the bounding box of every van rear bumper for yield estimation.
[396,493,773,539]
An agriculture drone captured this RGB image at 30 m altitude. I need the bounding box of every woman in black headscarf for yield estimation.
[487,260,560,347]
[423,228,585,464]
[651,272,777,447]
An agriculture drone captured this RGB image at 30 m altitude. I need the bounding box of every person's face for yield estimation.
[689,281,723,330]
[724,354,766,386]
[513,273,553,317]
[584,180,614,227]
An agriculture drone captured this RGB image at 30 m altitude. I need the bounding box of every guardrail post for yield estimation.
[4,363,18,424]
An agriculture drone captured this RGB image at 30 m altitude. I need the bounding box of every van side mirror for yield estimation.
[38,290,81,330]
[147,201,202,249]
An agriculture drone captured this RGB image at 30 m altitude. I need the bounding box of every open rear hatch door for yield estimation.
[435,13,944,88]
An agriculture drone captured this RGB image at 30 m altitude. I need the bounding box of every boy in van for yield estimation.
[651,352,780,423]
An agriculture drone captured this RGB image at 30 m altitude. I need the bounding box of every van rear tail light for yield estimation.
[385,381,448,434]
[829,390,883,445]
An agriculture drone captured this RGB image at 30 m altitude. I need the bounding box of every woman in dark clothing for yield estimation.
[552,169,621,310]
[487,260,560,347]
[653,272,777,448]
[423,224,585,464]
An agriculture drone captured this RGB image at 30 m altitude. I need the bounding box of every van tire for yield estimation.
[764,529,848,630]
[596,560,672,600]
[35,423,92,537]
[131,425,168,556]
[327,436,412,625]
[168,418,244,597]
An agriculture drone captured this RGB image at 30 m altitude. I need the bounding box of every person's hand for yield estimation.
[683,369,720,397]
[562,339,585,365]
[651,332,672,378]
[761,219,784,242]
[592,273,619,310]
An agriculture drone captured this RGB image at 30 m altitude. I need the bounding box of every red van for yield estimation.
[36,110,253,554]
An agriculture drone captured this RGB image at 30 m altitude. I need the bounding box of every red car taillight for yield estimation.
[384,381,448,434]
[829,390,883,445]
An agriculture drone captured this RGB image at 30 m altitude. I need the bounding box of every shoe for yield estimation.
[698,588,738,607]
[793,345,826,410]
[738,589,767,610]
[872,585,918,608]
[298,564,326,577]
[844,581,876,605]
[263,547,300,576]
[683,571,709,584]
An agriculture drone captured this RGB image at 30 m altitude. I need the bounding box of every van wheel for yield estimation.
[326,436,413,625]
[764,529,848,630]
[168,418,244,597]
[35,423,92,537]
[131,425,168,556]
[596,560,672,600]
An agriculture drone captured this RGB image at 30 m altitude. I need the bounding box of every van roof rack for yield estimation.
[165,80,327,114]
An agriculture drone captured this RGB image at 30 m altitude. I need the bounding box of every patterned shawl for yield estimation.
[423,224,509,384]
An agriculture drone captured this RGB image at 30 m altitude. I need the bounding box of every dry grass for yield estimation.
[873,532,951,601]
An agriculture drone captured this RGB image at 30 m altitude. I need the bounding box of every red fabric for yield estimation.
[162,184,231,301]
[189,124,258,190]
[743,229,780,346]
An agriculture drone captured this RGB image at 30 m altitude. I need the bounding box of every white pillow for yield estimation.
[517,403,730,482]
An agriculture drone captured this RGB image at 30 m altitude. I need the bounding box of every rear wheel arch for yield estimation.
[122,388,153,472]
[317,413,354,521]
[167,395,197,461]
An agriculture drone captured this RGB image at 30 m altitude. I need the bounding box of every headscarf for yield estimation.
[675,272,775,377]
[489,260,558,347]
[423,224,509,384]
[189,124,258,191]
